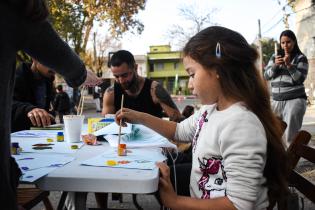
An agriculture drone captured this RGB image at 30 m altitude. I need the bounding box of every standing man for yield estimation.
[102,50,183,121]
[53,85,71,123]
[0,0,102,208]
[12,59,56,132]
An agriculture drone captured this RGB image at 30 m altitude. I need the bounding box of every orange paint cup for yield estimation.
[118,143,127,156]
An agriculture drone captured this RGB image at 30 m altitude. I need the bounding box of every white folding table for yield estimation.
[12,134,161,210]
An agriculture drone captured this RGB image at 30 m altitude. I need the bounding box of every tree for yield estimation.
[48,0,146,55]
[166,3,217,48]
[261,38,277,66]
[84,32,121,76]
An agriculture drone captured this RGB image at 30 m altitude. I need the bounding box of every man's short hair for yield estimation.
[110,50,135,69]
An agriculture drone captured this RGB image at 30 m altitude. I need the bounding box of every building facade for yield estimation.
[147,45,188,95]
[292,0,315,102]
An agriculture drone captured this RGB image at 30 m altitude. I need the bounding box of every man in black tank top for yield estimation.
[102,50,183,122]
[96,50,184,208]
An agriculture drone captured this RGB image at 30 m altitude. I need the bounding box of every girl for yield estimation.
[264,30,308,146]
[117,26,287,210]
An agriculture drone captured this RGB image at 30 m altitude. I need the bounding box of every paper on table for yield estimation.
[13,153,74,170]
[105,124,177,149]
[13,153,75,182]
[93,122,132,136]
[12,138,83,154]
[81,148,166,170]
[11,130,58,138]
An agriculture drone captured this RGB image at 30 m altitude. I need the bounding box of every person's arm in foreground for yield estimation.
[157,162,236,210]
[116,108,177,140]
[102,86,116,116]
[151,82,184,122]
[21,18,101,88]
[11,100,54,130]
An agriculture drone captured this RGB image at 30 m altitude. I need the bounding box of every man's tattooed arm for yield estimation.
[102,85,115,115]
[153,83,185,122]
[154,84,178,109]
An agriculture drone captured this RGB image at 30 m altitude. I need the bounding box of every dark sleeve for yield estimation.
[53,94,60,111]
[11,100,35,132]
[20,20,87,88]
[13,65,29,102]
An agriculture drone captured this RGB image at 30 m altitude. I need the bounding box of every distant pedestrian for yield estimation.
[93,86,102,112]
[53,85,71,123]
[264,29,308,146]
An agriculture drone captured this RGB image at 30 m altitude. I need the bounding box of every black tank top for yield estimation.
[114,78,163,118]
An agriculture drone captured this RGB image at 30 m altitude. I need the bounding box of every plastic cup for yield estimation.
[63,115,85,143]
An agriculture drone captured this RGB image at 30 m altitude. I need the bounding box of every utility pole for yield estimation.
[277,0,289,29]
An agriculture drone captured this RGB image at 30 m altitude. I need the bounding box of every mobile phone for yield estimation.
[277,48,285,57]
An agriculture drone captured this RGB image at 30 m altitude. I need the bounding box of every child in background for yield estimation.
[116,26,288,209]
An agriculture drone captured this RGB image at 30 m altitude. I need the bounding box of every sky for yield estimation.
[118,0,295,55]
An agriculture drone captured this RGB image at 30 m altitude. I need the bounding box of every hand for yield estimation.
[275,56,284,66]
[27,108,54,127]
[82,69,103,87]
[283,54,291,67]
[156,162,178,208]
[115,108,144,126]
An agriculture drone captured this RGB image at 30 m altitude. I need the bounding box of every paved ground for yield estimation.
[29,98,315,209]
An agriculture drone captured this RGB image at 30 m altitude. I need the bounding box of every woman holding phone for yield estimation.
[264,30,308,146]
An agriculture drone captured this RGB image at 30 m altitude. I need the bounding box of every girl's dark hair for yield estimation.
[280,29,302,57]
[4,0,49,21]
[183,26,288,206]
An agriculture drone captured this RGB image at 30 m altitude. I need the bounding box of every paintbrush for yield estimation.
[117,94,124,154]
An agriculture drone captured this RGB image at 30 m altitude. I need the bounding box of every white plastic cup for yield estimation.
[63,115,85,143]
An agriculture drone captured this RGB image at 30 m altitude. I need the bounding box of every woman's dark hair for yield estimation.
[183,26,288,206]
[4,0,49,21]
[280,29,302,57]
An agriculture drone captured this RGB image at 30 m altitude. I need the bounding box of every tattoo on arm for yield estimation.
[155,84,178,110]
[105,85,114,93]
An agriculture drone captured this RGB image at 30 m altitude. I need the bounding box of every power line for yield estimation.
[262,17,283,35]
[261,0,294,33]
[261,9,282,29]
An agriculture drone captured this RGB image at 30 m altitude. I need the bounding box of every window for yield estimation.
[149,63,154,72]
[156,63,164,70]
[174,62,179,70]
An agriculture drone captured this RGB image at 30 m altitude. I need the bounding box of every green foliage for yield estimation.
[261,38,277,66]
[47,0,146,55]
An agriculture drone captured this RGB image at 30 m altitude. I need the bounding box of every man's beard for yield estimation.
[120,74,138,93]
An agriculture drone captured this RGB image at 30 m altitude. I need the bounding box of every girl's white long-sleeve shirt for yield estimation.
[175,103,268,210]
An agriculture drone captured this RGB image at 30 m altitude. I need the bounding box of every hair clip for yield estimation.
[215,42,221,58]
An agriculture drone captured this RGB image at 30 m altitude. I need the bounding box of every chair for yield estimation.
[268,130,314,209]
[287,130,315,203]
[17,187,53,210]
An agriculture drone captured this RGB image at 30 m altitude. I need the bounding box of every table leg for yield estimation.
[74,192,88,210]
